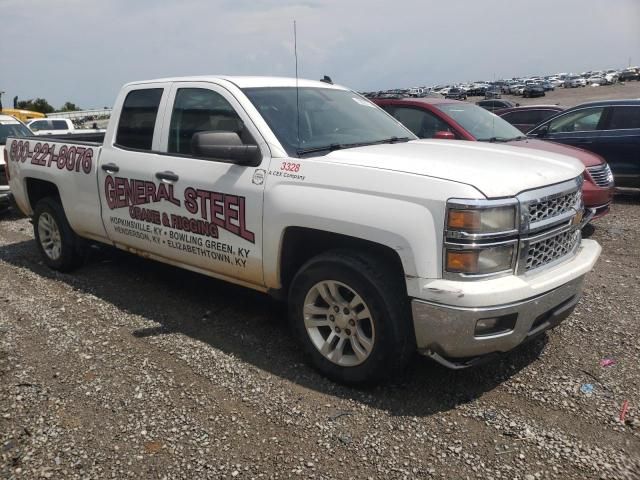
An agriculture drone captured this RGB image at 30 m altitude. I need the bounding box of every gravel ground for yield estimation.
[0,193,639,480]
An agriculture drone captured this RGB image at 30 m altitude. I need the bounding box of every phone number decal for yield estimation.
[8,139,93,174]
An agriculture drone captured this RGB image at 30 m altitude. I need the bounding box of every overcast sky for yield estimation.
[1,0,638,109]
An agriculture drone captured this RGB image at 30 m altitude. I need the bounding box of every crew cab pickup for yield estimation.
[4,76,601,384]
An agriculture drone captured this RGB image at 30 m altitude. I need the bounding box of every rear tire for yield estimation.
[288,250,414,385]
[33,197,84,272]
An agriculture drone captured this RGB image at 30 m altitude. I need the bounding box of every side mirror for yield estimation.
[191,131,260,165]
[534,124,549,138]
[434,131,456,140]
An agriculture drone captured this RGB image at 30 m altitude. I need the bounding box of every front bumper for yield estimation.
[411,239,601,365]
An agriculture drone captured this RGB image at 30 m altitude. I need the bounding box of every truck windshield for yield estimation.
[435,103,524,142]
[0,122,32,145]
[243,87,415,156]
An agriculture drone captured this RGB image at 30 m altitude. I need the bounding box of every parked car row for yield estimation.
[360,66,640,103]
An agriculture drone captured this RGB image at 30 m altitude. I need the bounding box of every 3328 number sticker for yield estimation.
[280,161,300,172]
[9,139,93,174]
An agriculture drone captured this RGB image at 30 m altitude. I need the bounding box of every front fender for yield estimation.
[263,183,440,292]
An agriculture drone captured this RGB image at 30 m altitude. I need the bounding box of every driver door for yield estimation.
[153,81,270,286]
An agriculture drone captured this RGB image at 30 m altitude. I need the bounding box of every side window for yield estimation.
[527,110,557,125]
[501,111,524,123]
[548,107,604,133]
[391,107,452,139]
[606,106,640,130]
[30,120,48,131]
[116,88,163,150]
[51,120,68,130]
[504,110,554,125]
[168,88,250,156]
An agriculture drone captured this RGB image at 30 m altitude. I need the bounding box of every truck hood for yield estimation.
[323,139,584,198]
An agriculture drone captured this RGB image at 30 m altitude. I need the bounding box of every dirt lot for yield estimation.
[1,83,640,479]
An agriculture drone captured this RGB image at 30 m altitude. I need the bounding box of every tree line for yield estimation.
[0,94,80,114]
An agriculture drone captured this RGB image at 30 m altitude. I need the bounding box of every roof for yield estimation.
[494,105,565,114]
[0,114,20,122]
[371,96,456,106]
[567,99,640,109]
[124,76,346,90]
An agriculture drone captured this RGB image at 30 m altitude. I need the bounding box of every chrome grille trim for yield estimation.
[523,228,581,272]
[587,164,614,188]
[515,176,584,274]
[528,190,580,223]
[517,177,583,234]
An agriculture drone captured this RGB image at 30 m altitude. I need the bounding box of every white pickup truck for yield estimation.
[4,76,601,384]
[26,118,105,136]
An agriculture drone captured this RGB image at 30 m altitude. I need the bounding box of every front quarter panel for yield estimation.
[262,156,485,294]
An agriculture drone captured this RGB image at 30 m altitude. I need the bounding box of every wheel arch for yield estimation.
[25,177,61,212]
[272,226,409,300]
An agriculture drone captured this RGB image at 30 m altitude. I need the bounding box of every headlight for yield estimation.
[445,244,515,275]
[444,200,519,278]
[447,206,516,234]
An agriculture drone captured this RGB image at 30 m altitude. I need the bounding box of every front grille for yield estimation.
[525,229,581,271]
[527,190,581,224]
[587,164,614,188]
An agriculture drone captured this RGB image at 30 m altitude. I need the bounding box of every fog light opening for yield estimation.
[474,313,517,337]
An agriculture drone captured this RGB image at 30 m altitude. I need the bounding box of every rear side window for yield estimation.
[116,88,163,150]
[51,120,68,130]
[606,106,640,130]
[503,110,556,125]
[30,120,48,130]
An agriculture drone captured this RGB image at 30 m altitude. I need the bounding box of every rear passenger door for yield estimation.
[598,105,640,188]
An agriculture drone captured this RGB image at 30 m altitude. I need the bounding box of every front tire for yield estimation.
[33,197,84,272]
[288,250,414,385]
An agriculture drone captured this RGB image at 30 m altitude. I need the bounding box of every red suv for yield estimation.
[373,97,614,218]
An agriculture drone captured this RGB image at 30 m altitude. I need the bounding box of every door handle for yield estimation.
[155,171,179,182]
[101,163,119,173]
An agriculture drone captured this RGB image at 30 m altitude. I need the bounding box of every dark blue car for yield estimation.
[528,100,640,188]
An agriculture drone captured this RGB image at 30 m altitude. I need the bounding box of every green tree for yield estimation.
[60,101,81,112]
[16,98,55,114]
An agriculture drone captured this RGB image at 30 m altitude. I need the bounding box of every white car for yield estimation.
[27,118,105,136]
[4,76,600,384]
[0,114,32,209]
[564,76,586,88]
[27,118,76,135]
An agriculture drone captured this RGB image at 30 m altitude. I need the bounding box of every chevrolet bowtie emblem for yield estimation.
[571,210,584,226]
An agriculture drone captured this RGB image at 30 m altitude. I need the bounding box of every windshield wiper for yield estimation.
[297,137,411,156]
[480,136,511,143]
[297,143,346,156]
[375,136,411,144]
